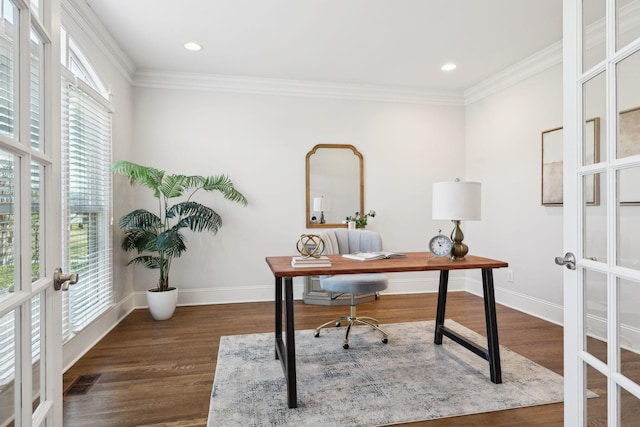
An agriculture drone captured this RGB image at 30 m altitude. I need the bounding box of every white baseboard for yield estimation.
[63,274,558,375]
[132,276,465,307]
[465,277,564,326]
[585,314,640,354]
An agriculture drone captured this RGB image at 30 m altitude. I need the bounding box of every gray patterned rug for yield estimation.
[208,320,564,426]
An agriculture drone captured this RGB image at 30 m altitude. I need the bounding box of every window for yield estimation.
[61,28,112,338]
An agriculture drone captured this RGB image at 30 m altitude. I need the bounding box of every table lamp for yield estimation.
[432,180,481,260]
[312,196,330,224]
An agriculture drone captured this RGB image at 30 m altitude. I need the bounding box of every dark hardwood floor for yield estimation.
[62,292,637,426]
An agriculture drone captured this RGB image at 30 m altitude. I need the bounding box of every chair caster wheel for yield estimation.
[314,331,320,337]
[343,343,349,349]
[335,322,341,327]
[382,338,388,344]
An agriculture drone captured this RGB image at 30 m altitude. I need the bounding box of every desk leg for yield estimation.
[482,268,502,384]
[275,277,282,360]
[274,277,298,408]
[434,270,449,345]
[284,277,297,407]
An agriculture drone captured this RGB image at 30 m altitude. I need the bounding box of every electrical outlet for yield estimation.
[507,270,514,283]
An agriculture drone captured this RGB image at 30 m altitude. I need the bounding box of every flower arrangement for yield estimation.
[345,210,376,229]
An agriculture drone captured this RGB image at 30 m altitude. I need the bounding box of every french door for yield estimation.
[0,0,63,426]
[563,0,640,425]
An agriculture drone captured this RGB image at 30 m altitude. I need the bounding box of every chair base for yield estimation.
[313,305,388,349]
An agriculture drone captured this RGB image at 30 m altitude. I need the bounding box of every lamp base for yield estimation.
[449,220,469,260]
[319,211,325,224]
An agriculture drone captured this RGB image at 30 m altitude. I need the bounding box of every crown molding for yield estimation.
[464,41,563,105]
[133,71,466,106]
[62,0,640,107]
[464,1,640,106]
[134,39,563,108]
[62,0,136,83]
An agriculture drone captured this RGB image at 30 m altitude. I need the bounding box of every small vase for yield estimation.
[147,287,178,320]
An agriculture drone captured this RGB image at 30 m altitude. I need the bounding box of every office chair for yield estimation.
[313,229,389,349]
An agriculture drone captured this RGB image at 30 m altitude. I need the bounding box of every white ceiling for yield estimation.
[84,0,564,94]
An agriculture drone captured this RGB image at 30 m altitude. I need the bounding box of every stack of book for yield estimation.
[291,256,332,268]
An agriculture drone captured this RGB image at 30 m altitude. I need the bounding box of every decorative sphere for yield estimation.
[296,234,325,258]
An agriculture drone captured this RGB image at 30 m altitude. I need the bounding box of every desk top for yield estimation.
[265,252,508,277]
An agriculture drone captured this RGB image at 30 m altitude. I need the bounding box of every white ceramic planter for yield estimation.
[146,287,178,320]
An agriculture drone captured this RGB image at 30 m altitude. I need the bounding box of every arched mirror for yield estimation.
[306,144,364,228]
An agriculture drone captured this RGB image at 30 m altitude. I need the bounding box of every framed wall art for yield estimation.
[541,126,563,205]
[541,117,600,206]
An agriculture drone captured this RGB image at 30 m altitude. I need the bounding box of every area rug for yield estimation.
[208,320,564,426]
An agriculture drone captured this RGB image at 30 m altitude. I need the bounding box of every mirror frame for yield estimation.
[305,144,364,228]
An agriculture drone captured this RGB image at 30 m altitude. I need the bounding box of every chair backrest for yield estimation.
[320,229,382,255]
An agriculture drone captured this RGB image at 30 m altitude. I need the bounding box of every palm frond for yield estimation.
[200,175,248,205]
[127,255,162,269]
[159,174,189,199]
[170,202,222,233]
[119,209,162,230]
[112,161,164,196]
[157,229,187,258]
[121,229,158,253]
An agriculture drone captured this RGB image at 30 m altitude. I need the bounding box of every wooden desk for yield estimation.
[265,252,509,408]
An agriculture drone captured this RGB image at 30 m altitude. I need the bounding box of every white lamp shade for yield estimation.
[312,196,330,212]
[432,181,481,220]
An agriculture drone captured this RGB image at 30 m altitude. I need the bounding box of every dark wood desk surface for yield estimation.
[266,252,508,277]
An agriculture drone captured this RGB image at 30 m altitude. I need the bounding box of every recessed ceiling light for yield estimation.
[441,63,457,71]
[184,42,202,52]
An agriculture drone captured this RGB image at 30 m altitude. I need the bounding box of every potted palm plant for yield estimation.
[112,160,248,320]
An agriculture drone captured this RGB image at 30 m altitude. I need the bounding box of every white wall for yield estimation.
[465,64,565,324]
[129,87,467,303]
[64,0,640,372]
[64,0,571,354]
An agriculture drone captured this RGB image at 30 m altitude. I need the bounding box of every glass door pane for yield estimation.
[31,162,43,281]
[583,72,606,163]
[30,27,44,151]
[616,49,640,160]
[0,149,17,300]
[584,171,607,261]
[616,0,640,51]
[32,293,42,411]
[618,277,640,384]
[617,167,640,270]
[585,269,608,363]
[620,385,640,425]
[583,0,606,71]
[0,309,16,425]
[0,0,18,138]
[586,363,608,424]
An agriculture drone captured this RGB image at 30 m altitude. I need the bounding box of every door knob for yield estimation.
[554,252,576,270]
[53,267,79,291]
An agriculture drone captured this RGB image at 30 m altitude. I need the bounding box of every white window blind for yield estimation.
[61,74,113,339]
